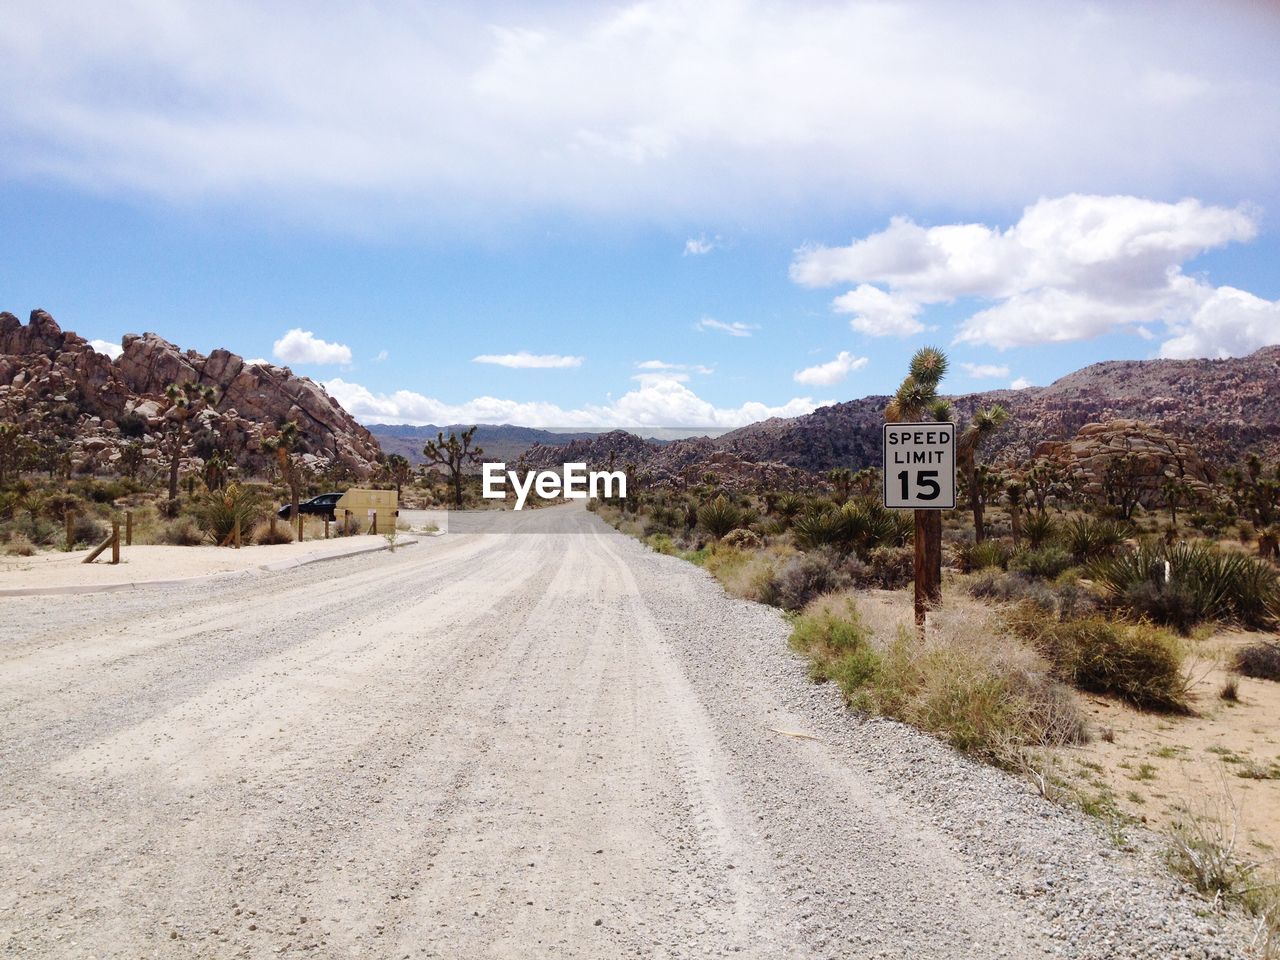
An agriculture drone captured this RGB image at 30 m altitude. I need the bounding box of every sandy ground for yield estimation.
[0,534,417,592]
[1066,631,1280,857]
[0,505,1246,958]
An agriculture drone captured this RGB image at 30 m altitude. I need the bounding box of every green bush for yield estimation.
[1004,606,1189,712]
[1009,546,1073,580]
[645,533,678,555]
[722,527,763,550]
[253,519,295,545]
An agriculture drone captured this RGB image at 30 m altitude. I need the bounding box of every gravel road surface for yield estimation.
[1,505,1245,958]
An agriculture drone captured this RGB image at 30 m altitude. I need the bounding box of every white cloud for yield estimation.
[636,359,713,375]
[793,351,868,386]
[831,284,924,337]
[88,337,122,359]
[472,351,583,369]
[696,317,757,337]
[244,357,270,366]
[374,349,389,362]
[960,362,1010,379]
[793,194,1278,358]
[324,375,825,429]
[272,328,352,365]
[4,4,1275,222]
[683,236,719,256]
[1158,286,1280,359]
[1010,377,1033,389]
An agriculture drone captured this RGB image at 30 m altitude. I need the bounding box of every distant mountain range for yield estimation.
[494,347,1280,483]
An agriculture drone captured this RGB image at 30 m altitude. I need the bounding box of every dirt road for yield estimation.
[0,506,1242,958]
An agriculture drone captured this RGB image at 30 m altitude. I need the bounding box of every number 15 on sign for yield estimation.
[882,422,957,510]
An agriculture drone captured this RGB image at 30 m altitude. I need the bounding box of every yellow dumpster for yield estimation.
[333,488,397,535]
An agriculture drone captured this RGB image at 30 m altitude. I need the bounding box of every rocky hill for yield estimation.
[714,346,1280,473]
[0,309,381,478]
[514,347,1280,488]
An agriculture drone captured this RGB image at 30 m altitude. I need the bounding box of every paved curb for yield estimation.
[0,536,422,598]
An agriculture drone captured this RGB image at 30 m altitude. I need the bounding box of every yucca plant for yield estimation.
[696,496,743,539]
[774,493,804,522]
[1090,541,1280,631]
[792,508,845,550]
[193,483,263,545]
[1066,516,1132,563]
[1023,512,1058,549]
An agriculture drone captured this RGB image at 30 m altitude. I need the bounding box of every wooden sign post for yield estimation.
[883,422,956,629]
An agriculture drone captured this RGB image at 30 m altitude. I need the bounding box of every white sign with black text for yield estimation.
[882,422,956,510]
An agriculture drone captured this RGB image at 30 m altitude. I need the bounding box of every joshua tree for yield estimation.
[0,422,24,486]
[885,346,952,624]
[118,441,145,481]
[384,453,412,498]
[1026,460,1060,518]
[263,421,304,522]
[163,382,217,503]
[958,404,1008,542]
[1004,479,1026,545]
[202,450,230,491]
[828,467,855,503]
[423,426,483,508]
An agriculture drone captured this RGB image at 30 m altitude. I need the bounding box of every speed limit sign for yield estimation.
[882,422,956,509]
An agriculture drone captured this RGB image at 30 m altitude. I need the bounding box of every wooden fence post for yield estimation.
[324,518,330,539]
[111,520,120,564]
[234,515,241,549]
[297,513,303,543]
[126,511,133,546]
[65,511,74,551]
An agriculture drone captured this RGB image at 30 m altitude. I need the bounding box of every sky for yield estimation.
[1,0,1278,429]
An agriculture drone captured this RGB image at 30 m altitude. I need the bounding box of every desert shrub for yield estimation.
[864,545,914,589]
[722,527,763,550]
[71,513,108,547]
[792,596,1089,762]
[1004,605,1189,712]
[3,533,35,556]
[157,516,204,546]
[253,519,295,545]
[193,484,263,544]
[1066,516,1132,563]
[759,548,848,610]
[969,570,1056,610]
[1022,512,1058,549]
[1090,541,1280,630]
[645,533,678,555]
[1009,546,1073,580]
[1233,641,1280,682]
[697,496,742,539]
[117,411,148,438]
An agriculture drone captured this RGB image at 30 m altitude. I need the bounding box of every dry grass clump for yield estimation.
[252,519,295,545]
[3,532,35,556]
[156,516,204,546]
[789,593,1088,764]
[1165,779,1280,957]
[1233,641,1280,682]
[1003,605,1190,713]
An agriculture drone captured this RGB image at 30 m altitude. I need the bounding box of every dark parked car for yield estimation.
[277,493,343,521]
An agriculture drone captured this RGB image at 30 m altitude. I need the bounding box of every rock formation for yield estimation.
[0,309,381,478]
